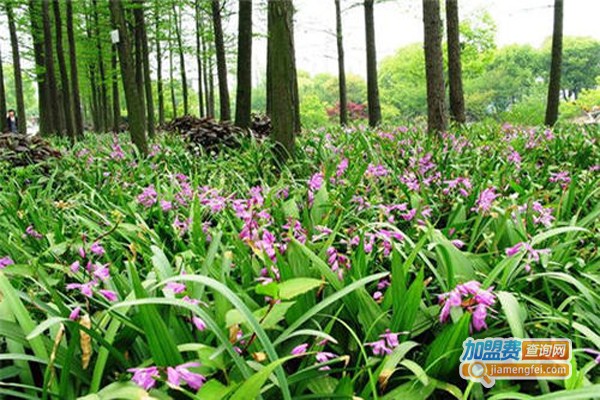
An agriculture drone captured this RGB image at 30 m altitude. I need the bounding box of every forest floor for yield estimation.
[0,123,599,399]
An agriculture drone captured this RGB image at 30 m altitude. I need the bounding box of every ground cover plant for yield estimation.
[0,123,599,399]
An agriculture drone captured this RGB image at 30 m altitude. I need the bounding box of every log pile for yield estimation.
[162,115,272,153]
[0,133,61,167]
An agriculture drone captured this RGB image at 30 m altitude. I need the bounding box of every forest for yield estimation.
[0,0,599,399]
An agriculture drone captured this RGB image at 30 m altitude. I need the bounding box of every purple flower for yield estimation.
[93,264,110,280]
[99,289,118,302]
[174,362,206,390]
[380,329,400,348]
[25,225,43,239]
[451,239,465,249]
[366,339,392,356]
[584,348,600,364]
[549,171,571,188]
[192,316,207,331]
[137,185,158,207]
[0,256,14,269]
[164,282,186,294]
[315,351,337,370]
[365,163,389,179]
[69,306,81,321]
[505,242,524,257]
[66,282,95,298]
[291,343,309,355]
[308,172,324,192]
[70,261,81,273]
[438,281,496,332]
[128,366,160,390]
[160,200,173,212]
[472,187,499,214]
[90,242,105,257]
[78,247,86,258]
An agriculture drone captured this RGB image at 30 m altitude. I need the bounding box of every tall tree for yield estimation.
[134,0,154,138]
[27,0,51,135]
[155,2,165,125]
[0,46,6,133]
[267,0,298,158]
[334,0,348,126]
[86,12,101,132]
[172,2,188,115]
[111,44,121,133]
[41,0,61,133]
[422,0,447,134]
[364,0,381,127]
[109,0,148,156]
[445,0,465,123]
[92,0,109,132]
[66,0,84,138]
[5,0,26,135]
[235,0,252,128]
[194,0,204,118]
[545,0,563,126]
[52,0,75,140]
[211,0,231,121]
[168,8,177,118]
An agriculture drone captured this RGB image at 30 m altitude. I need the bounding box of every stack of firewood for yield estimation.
[0,133,61,167]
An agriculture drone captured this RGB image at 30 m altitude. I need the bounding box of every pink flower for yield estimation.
[25,225,43,239]
[69,306,81,321]
[164,282,186,294]
[66,282,95,298]
[137,185,158,207]
[0,256,14,269]
[168,362,206,390]
[160,200,173,212]
[438,281,496,332]
[90,242,105,257]
[78,247,86,258]
[380,329,400,348]
[192,316,206,331]
[308,172,324,192]
[366,339,392,356]
[472,187,499,214]
[128,366,160,390]
[291,343,309,355]
[70,261,81,273]
[99,289,118,302]
[365,163,389,179]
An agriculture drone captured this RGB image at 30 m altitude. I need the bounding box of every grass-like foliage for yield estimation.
[0,122,599,399]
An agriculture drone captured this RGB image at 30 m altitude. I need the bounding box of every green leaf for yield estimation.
[278,278,323,300]
[496,291,526,338]
[230,356,295,400]
[78,382,149,400]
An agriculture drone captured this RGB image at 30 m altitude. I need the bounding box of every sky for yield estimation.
[1,0,599,88]
[250,0,600,80]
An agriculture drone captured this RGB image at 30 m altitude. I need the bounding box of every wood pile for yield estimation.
[0,133,61,167]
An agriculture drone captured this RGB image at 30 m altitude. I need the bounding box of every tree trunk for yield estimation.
[208,52,216,118]
[0,46,7,133]
[335,0,348,125]
[155,3,165,125]
[195,0,205,118]
[168,10,177,119]
[202,33,213,118]
[445,0,465,123]
[66,0,84,138]
[86,13,100,132]
[364,0,381,127]
[423,0,447,134]
[111,44,121,133]
[109,0,148,156]
[235,0,252,128]
[6,0,26,135]
[92,0,109,132]
[52,0,75,141]
[211,0,231,121]
[42,0,62,134]
[545,0,563,126]
[173,2,188,115]
[27,0,51,135]
[134,0,154,138]
[267,0,298,159]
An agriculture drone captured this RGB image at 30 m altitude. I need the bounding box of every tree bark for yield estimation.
[335,0,348,126]
[6,0,26,135]
[211,0,231,121]
[364,0,381,127]
[66,0,84,138]
[42,0,62,134]
[109,0,148,156]
[267,0,298,159]
[155,2,165,125]
[0,46,7,133]
[208,51,216,118]
[423,0,447,134]
[545,0,563,126]
[195,0,205,118]
[445,0,465,123]
[134,0,154,138]
[52,0,75,141]
[173,2,188,115]
[234,0,252,128]
[168,9,177,119]
[92,0,109,132]
[111,44,121,133]
[27,0,51,135]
